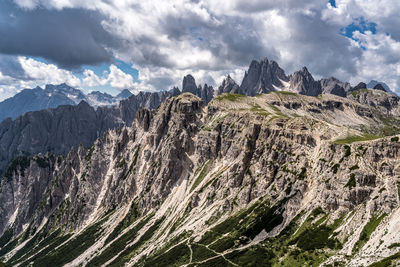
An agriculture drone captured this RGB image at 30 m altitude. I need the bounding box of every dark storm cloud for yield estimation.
[0,55,27,80]
[0,2,119,68]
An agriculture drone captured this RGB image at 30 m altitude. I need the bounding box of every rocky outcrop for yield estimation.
[320,77,351,97]
[373,83,387,92]
[182,74,214,103]
[0,83,133,123]
[289,67,322,96]
[1,92,400,266]
[217,75,239,94]
[350,82,367,92]
[239,58,289,96]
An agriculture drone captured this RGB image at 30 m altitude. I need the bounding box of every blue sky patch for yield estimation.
[329,0,336,8]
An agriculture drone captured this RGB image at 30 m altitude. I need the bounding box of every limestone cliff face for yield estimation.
[1,92,400,266]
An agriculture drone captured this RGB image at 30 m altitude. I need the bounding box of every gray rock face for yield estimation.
[289,67,322,96]
[239,58,289,96]
[0,83,134,123]
[367,80,392,92]
[217,75,240,95]
[0,88,181,176]
[182,74,214,103]
[320,77,351,97]
[373,84,387,92]
[348,88,400,116]
[1,92,400,267]
[182,74,198,95]
[350,82,367,92]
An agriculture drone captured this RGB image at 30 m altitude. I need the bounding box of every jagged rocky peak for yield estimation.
[3,91,400,266]
[351,82,367,92]
[182,74,198,94]
[116,89,133,99]
[373,83,387,92]
[289,66,322,96]
[182,74,213,103]
[320,76,351,97]
[239,57,289,96]
[217,75,239,95]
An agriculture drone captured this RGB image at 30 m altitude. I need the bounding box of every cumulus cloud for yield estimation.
[82,64,135,89]
[0,0,399,94]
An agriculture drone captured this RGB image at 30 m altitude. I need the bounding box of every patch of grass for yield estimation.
[87,214,152,266]
[116,158,126,168]
[353,213,387,253]
[0,229,13,247]
[276,91,297,96]
[33,220,105,266]
[250,104,271,117]
[369,251,400,267]
[332,163,340,174]
[297,167,307,180]
[334,134,381,144]
[350,164,359,170]
[391,136,399,142]
[108,217,165,266]
[215,93,245,102]
[191,243,218,262]
[104,201,141,245]
[190,161,210,192]
[388,243,400,249]
[85,145,95,161]
[345,174,356,189]
[142,243,190,267]
[3,155,31,180]
[225,245,275,266]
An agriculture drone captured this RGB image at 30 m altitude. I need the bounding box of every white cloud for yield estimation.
[19,57,81,87]
[7,0,400,93]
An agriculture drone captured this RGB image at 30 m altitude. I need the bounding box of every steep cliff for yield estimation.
[1,92,400,266]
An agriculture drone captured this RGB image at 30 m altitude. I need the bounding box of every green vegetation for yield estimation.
[369,251,400,267]
[297,167,307,180]
[87,214,153,266]
[295,225,341,250]
[190,161,210,192]
[391,136,399,142]
[276,91,297,96]
[250,104,271,116]
[350,164,359,170]
[334,134,381,144]
[116,158,126,168]
[10,228,71,265]
[0,262,7,267]
[353,213,387,253]
[388,243,400,249]
[226,246,275,266]
[25,217,108,266]
[108,217,165,266]
[3,155,31,180]
[34,156,50,168]
[345,174,356,189]
[123,146,140,180]
[191,243,217,262]
[0,229,13,247]
[142,243,191,267]
[215,93,245,102]
[104,201,141,245]
[332,163,340,174]
[85,145,95,161]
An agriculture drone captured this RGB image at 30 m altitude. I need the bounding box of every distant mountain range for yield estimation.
[0,83,133,122]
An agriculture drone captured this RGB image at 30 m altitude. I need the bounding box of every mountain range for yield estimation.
[0,84,133,122]
[1,57,400,267]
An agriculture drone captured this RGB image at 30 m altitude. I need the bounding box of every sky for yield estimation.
[0,0,400,100]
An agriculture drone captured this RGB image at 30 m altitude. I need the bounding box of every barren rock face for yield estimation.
[1,92,400,266]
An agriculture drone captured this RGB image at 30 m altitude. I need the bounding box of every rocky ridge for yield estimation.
[1,92,400,266]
